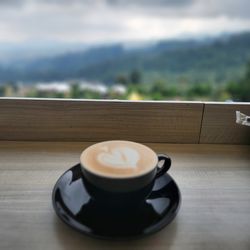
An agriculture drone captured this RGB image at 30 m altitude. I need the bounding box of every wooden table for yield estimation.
[0,142,250,250]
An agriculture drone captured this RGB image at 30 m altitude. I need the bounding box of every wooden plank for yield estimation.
[200,103,250,144]
[0,141,250,250]
[0,98,203,143]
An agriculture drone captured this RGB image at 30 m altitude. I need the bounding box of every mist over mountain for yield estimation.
[0,32,250,84]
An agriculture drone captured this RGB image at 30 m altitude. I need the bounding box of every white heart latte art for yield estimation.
[97,146,140,169]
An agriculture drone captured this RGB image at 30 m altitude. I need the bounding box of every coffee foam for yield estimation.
[80,141,158,178]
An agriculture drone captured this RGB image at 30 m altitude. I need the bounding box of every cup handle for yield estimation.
[155,154,171,178]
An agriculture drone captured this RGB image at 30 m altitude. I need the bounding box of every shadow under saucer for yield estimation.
[53,214,179,249]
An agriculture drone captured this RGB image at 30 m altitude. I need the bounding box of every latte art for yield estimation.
[80,141,158,178]
[97,147,140,169]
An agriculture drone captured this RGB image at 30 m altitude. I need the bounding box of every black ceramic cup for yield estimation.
[80,141,171,205]
[83,154,171,206]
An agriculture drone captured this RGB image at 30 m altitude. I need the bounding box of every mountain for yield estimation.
[0,41,88,65]
[0,32,250,84]
[75,32,250,84]
[0,44,125,82]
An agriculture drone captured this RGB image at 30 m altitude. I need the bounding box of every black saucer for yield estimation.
[52,164,181,240]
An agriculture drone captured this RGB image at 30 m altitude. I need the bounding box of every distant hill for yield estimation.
[0,32,250,84]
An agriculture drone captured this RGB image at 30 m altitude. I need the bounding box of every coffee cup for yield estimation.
[80,140,171,204]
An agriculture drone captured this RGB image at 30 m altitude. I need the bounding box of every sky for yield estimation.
[0,0,250,44]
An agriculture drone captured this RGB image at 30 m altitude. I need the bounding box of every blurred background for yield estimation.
[0,0,250,101]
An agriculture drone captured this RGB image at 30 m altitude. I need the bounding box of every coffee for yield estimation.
[80,141,158,178]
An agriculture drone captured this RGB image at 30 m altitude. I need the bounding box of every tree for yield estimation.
[187,83,213,97]
[116,74,128,85]
[129,70,141,84]
[70,83,82,98]
[151,80,166,95]
[151,80,180,98]
[226,61,250,101]
[0,85,5,96]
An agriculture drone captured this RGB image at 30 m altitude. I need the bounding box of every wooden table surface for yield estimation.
[0,142,249,250]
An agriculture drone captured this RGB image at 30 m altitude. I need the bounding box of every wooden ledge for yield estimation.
[0,98,249,144]
[0,141,249,250]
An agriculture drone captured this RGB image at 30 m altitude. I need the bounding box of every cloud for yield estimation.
[0,0,194,7]
[0,0,249,43]
[0,0,24,8]
[0,0,249,18]
[106,0,195,7]
[113,0,250,19]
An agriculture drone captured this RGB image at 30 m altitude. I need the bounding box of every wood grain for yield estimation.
[0,141,250,250]
[200,103,250,144]
[0,98,203,143]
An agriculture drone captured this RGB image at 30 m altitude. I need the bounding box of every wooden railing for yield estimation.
[0,98,249,144]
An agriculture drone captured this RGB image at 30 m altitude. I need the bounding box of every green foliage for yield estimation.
[70,83,82,98]
[129,70,141,85]
[187,83,213,97]
[70,83,103,99]
[226,61,250,101]
[1,58,250,102]
[226,82,242,100]
[81,90,102,99]
[134,83,152,96]
[150,80,166,94]
[151,92,164,100]
[115,74,128,85]
[0,86,4,96]
[149,80,181,99]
